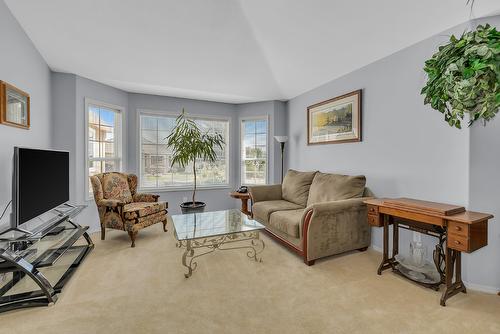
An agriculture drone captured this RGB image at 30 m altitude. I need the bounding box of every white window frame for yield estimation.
[137,109,231,192]
[240,115,269,186]
[84,98,125,200]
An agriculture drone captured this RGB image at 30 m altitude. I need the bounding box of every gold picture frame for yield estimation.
[0,81,30,129]
[307,90,361,145]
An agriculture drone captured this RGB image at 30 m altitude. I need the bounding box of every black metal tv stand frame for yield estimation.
[0,205,93,313]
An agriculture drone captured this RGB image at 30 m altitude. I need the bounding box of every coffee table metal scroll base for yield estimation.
[176,231,265,278]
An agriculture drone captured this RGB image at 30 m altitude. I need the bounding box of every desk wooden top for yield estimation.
[364,198,493,225]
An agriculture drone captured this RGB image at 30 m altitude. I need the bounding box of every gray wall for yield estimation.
[285,17,499,291]
[0,1,52,230]
[51,74,129,231]
[465,15,500,293]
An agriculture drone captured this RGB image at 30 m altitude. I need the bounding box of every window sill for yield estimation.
[138,185,232,193]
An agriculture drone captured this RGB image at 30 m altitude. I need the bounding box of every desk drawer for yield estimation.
[448,234,468,252]
[368,214,382,227]
[448,221,468,237]
[367,205,379,215]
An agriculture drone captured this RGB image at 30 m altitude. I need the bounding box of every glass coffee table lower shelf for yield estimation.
[171,209,265,278]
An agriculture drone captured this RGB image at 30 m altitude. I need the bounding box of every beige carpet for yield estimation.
[2,220,500,334]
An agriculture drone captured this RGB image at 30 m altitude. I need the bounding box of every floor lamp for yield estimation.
[274,136,288,183]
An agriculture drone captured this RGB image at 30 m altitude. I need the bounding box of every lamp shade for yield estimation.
[274,136,288,143]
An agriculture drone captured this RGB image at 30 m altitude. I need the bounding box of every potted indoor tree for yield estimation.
[166,109,225,213]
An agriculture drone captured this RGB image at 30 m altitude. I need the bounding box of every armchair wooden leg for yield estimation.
[101,226,105,240]
[128,231,137,248]
[162,219,168,232]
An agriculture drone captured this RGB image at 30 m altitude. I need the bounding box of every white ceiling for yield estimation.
[5,0,500,103]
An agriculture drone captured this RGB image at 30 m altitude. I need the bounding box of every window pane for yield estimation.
[142,144,157,155]
[100,108,116,127]
[244,134,256,158]
[89,161,102,177]
[88,124,98,141]
[158,131,170,145]
[256,120,267,133]
[104,160,119,173]
[142,130,157,144]
[158,117,174,131]
[89,106,99,124]
[157,145,170,155]
[142,116,157,130]
[244,121,255,134]
[141,153,158,188]
[103,142,116,158]
[101,125,114,142]
[88,141,100,159]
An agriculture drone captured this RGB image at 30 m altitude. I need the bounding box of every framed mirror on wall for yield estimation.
[0,81,30,129]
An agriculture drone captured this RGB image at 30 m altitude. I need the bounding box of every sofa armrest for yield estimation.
[133,193,159,202]
[249,184,282,203]
[97,199,125,208]
[301,197,372,261]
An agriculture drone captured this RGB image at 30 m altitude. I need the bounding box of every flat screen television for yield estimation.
[13,147,70,227]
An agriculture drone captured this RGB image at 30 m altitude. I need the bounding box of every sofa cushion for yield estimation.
[252,200,303,225]
[307,172,366,206]
[102,173,133,203]
[123,201,167,220]
[282,169,317,207]
[269,209,304,238]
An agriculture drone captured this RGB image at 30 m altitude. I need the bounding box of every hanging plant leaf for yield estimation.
[421,24,500,128]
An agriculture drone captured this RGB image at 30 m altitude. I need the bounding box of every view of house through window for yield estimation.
[241,118,267,185]
[87,102,122,197]
[140,113,229,189]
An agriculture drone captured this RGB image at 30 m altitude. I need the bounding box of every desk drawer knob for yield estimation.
[455,226,462,231]
[454,240,461,245]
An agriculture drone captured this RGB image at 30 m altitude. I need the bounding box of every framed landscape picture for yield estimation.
[307,89,361,145]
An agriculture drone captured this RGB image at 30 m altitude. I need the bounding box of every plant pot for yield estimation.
[180,201,206,214]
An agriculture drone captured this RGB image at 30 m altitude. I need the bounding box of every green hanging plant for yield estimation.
[421,24,500,128]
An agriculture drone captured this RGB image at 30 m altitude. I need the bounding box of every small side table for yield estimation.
[230,191,251,216]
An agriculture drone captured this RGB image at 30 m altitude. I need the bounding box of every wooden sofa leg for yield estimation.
[304,259,315,266]
[162,219,168,232]
[357,247,368,252]
[101,226,105,240]
[128,231,137,248]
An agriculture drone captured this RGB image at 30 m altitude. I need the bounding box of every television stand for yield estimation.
[0,205,93,312]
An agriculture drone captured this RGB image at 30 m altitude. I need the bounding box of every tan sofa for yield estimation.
[249,169,372,265]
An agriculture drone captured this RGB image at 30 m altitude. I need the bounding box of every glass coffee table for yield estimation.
[171,209,265,278]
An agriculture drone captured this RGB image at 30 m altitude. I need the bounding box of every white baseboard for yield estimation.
[369,244,499,295]
[462,281,500,295]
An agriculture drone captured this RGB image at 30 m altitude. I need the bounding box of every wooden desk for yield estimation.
[230,191,251,216]
[364,197,493,306]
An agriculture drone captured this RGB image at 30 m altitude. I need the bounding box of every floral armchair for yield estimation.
[90,172,168,247]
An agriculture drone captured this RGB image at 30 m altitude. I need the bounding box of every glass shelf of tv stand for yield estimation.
[0,204,86,241]
[0,205,93,312]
